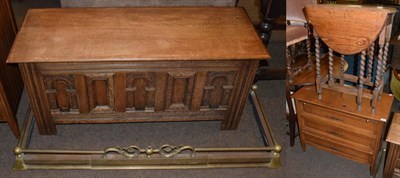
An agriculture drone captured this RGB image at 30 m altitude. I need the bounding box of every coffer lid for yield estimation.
[7,7,270,63]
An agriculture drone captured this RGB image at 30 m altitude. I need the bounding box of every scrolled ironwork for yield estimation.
[159,144,195,158]
[102,144,195,159]
[103,146,141,158]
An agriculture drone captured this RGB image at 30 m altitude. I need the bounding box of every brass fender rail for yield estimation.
[13,85,281,170]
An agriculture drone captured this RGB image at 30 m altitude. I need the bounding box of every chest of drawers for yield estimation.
[293,86,393,175]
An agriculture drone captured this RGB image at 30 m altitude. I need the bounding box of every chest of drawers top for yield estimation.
[292,86,394,122]
[7,7,270,63]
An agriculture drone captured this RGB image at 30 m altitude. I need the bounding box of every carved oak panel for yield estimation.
[165,71,196,111]
[84,73,115,113]
[201,72,236,111]
[126,72,156,112]
[28,60,259,134]
[43,75,79,114]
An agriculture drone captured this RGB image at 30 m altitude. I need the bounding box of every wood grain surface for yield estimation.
[60,0,237,7]
[305,4,395,55]
[7,7,270,63]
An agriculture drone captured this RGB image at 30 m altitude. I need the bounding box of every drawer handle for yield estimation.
[327,131,342,137]
[329,116,344,122]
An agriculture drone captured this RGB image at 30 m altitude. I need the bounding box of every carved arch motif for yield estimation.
[201,72,236,111]
[43,75,78,114]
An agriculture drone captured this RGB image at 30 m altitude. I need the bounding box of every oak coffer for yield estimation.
[7,7,270,135]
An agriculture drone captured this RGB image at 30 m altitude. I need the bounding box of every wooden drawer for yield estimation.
[303,132,371,165]
[301,102,378,134]
[300,112,375,153]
